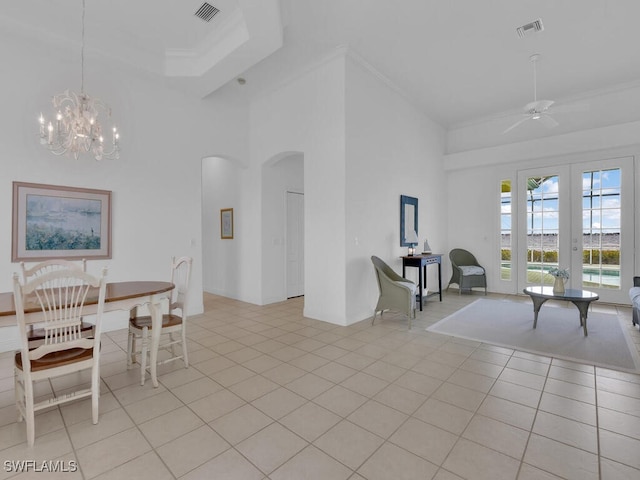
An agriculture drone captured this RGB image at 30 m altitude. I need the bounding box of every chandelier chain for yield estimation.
[81,0,85,93]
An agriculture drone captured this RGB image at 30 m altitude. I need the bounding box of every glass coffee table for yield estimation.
[523,286,599,336]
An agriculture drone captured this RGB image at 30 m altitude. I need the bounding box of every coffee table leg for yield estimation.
[571,300,590,336]
[530,296,548,329]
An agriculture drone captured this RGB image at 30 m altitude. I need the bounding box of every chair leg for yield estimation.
[14,370,22,423]
[169,333,177,358]
[140,326,149,386]
[91,365,100,424]
[182,327,189,368]
[371,311,377,325]
[24,380,35,447]
[127,330,134,368]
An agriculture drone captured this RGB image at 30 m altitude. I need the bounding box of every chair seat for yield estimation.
[27,321,94,342]
[459,265,484,276]
[15,347,93,372]
[129,314,183,330]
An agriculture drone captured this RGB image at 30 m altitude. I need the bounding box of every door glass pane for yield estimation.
[500,180,512,280]
[526,176,559,285]
[582,168,620,289]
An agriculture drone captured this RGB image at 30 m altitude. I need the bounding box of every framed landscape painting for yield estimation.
[12,182,112,261]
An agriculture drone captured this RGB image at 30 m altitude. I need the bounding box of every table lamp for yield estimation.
[406,230,419,256]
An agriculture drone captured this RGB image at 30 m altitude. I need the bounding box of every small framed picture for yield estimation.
[220,208,234,239]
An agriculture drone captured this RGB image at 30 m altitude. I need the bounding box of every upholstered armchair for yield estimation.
[448,248,487,295]
[371,256,417,328]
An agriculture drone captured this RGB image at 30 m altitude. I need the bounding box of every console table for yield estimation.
[401,254,442,311]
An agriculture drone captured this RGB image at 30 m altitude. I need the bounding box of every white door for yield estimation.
[286,191,304,298]
[517,157,634,303]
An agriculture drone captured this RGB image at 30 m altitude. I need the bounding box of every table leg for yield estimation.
[147,296,164,388]
[530,296,548,329]
[437,262,442,301]
[571,300,590,336]
[418,266,423,311]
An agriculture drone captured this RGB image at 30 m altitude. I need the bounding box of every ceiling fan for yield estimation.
[503,53,586,134]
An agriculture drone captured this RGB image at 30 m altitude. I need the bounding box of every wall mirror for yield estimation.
[400,195,418,246]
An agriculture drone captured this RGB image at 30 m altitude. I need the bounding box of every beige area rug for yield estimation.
[427,298,640,373]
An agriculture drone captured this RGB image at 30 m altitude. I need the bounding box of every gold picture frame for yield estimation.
[221,208,234,239]
[12,181,112,261]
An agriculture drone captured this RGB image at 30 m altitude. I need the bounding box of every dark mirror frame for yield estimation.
[400,195,418,246]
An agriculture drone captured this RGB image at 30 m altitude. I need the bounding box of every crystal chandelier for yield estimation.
[38,0,120,161]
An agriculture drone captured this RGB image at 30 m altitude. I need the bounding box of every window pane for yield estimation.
[526,175,559,285]
[582,168,620,289]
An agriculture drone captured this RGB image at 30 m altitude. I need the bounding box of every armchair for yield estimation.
[371,256,417,329]
[630,276,640,327]
[448,248,487,295]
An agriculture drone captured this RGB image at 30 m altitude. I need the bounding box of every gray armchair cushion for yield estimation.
[459,266,485,276]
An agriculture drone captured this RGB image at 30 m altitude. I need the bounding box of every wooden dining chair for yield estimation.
[20,259,95,343]
[13,266,108,446]
[127,256,192,386]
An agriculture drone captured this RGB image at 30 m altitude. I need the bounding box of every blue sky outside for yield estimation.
[500,169,621,233]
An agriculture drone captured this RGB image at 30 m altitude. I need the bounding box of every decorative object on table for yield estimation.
[12,182,112,261]
[448,248,487,295]
[37,0,120,161]
[422,239,432,254]
[406,230,419,256]
[371,256,417,329]
[128,257,193,386]
[549,267,570,294]
[13,266,108,446]
[400,195,418,247]
[220,208,234,239]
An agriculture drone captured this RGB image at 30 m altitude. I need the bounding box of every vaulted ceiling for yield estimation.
[3,0,640,129]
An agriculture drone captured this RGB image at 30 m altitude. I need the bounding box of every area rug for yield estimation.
[427,298,640,373]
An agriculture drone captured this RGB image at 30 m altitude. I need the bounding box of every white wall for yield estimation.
[201,157,244,297]
[344,57,447,321]
[250,53,347,321]
[206,50,449,325]
[0,28,247,350]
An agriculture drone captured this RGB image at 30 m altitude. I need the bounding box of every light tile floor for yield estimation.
[1,291,640,479]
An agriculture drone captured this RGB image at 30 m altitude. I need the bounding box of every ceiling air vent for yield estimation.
[516,18,544,38]
[195,2,220,22]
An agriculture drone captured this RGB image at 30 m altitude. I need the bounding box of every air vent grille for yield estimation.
[195,2,220,22]
[516,18,544,38]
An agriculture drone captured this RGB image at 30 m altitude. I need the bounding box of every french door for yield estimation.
[517,157,634,303]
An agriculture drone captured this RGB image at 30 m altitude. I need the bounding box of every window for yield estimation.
[500,180,512,280]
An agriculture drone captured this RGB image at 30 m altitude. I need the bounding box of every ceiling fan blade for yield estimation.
[502,116,530,134]
[536,114,559,128]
